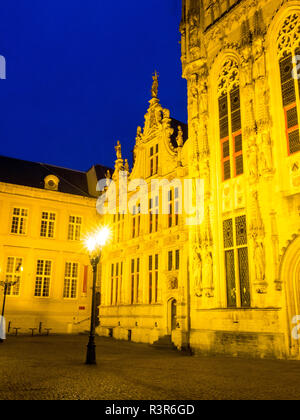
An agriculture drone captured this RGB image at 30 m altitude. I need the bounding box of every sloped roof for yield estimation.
[0,155,111,198]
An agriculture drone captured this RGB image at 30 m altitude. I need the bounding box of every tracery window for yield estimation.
[277,13,300,155]
[218,59,244,181]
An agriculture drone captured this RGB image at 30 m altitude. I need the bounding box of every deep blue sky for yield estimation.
[0,0,187,171]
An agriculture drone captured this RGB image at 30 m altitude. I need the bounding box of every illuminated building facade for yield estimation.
[0,156,110,334]
[1,0,300,360]
[99,0,300,359]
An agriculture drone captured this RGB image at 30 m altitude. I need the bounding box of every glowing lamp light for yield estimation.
[84,226,111,254]
[95,226,111,247]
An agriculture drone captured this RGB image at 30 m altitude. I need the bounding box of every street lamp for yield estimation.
[84,226,110,365]
[0,263,23,344]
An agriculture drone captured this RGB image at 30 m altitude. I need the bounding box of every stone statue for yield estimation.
[124,159,130,172]
[254,241,265,283]
[115,141,122,160]
[177,126,184,148]
[202,247,213,296]
[152,71,159,99]
[259,132,273,172]
[194,246,203,297]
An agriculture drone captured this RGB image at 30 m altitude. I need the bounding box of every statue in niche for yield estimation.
[194,246,203,297]
[247,139,258,179]
[254,241,266,284]
[253,36,265,80]
[202,247,213,296]
[259,132,273,172]
[177,126,184,148]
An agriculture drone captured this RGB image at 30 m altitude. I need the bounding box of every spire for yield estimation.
[151,70,159,99]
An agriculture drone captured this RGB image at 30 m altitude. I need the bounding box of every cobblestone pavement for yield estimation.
[0,335,300,400]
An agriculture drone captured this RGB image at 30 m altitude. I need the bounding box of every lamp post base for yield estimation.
[86,340,96,365]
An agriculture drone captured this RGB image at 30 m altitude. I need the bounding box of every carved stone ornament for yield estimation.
[167,274,178,290]
[277,13,300,59]
[218,59,239,97]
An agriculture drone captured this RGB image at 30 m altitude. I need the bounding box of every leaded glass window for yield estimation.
[223,215,250,308]
[218,60,244,180]
[277,14,300,155]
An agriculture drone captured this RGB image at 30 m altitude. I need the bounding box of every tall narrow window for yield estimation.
[168,250,180,271]
[113,212,125,242]
[68,216,82,241]
[218,60,243,180]
[111,264,114,306]
[149,254,159,304]
[5,257,23,296]
[35,260,52,297]
[223,215,250,308]
[150,144,159,176]
[11,208,28,235]
[168,188,180,228]
[132,204,141,238]
[277,14,300,155]
[40,212,56,238]
[149,195,159,233]
[63,262,78,299]
[130,258,140,304]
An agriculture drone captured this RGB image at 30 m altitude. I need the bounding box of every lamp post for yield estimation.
[0,263,22,344]
[84,227,110,365]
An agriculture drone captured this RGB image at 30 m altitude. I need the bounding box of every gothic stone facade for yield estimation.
[180,0,300,358]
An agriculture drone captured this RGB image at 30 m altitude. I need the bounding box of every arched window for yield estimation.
[218,59,243,181]
[277,13,300,155]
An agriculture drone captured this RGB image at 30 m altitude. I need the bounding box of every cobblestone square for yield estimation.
[0,335,300,400]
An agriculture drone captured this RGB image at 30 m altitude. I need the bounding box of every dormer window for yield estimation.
[44,175,59,191]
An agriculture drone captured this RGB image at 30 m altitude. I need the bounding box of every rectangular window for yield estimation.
[280,53,300,155]
[131,258,140,304]
[168,250,180,271]
[111,264,114,306]
[40,212,56,238]
[5,257,23,296]
[132,205,141,238]
[112,262,123,305]
[219,88,244,181]
[68,216,82,241]
[168,188,180,228]
[11,208,28,235]
[150,144,159,176]
[35,260,52,297]
[149,254,159,304]
[149,196,159,233]
[63,262,78,299]
[114,212,125,242]
[223,215,250,308]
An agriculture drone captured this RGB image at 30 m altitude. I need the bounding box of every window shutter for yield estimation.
[219,95,229,139]
[230,88,242,133]
[280,54,296,107]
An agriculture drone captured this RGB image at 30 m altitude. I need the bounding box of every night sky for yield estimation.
[0,0,187,172]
